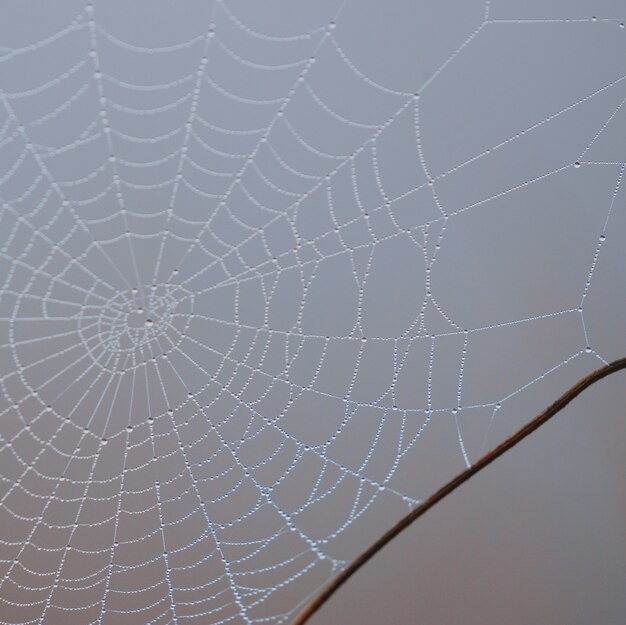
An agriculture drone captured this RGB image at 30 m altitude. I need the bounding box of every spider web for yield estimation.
[0,1,625,624]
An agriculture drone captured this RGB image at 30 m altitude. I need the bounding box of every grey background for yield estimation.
[0,1,624,624]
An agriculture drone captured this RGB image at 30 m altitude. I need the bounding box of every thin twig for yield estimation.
[291,357,626,625]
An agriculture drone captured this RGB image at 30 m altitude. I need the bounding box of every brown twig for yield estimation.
[291,357,626,625]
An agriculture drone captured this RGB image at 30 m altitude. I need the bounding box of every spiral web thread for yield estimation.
[0,2,624,624]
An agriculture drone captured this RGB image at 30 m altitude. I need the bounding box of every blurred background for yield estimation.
[0,1,624,624]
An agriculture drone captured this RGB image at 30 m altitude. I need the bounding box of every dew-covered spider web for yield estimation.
[0,1,625,624]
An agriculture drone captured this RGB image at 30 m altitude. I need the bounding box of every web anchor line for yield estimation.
[291,357,626,625]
